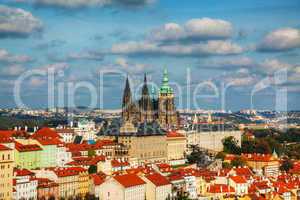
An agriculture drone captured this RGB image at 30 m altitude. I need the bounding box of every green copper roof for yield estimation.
[160,68,173,94]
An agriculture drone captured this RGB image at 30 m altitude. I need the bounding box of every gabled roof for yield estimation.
[145,173,171,187]
[114,174,145,188]
[230,175,247,184]
[32,127,61,139]
[0,143,11,151]
[15,141,42,152]
[14,168,35,176]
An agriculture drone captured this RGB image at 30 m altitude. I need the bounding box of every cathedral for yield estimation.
[121,68,178,129]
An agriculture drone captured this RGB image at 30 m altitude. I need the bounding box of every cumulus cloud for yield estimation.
[0,49,32,64]
[18,0,154,9]
[258,59,293,75]
[257,28,300,52]
[0,5,42,38]
[111,40,243,57]
[150,18,233,42]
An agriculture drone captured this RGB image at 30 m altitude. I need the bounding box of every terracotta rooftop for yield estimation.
[0,143,11,151]
[208,184,235,193]
[114,174,145,188]
[15,141,42,152]
[15,168,35,176]
[230,175,247,184]
[166,131,184,138]
[145,173,171,187]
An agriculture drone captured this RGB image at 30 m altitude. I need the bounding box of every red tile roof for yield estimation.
[15,141,42,152]
[0,130,29,138]
[242,153,276,162]
[32,127,61,138]
[166,131,184,138]
[15,168,35,176]
[145,173,171,187]
[111,159,130,168]
[0,135,14,143]
[0,143,11,151]
[208,184,235,193]
[234,167,253,177]
[66,155,105,166]
[52,167,85,177]
[114,174,145,188]
[36,178,59,188]
[230,176,247,184]
[90,173,106,186]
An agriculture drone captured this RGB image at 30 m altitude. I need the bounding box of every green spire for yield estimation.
[160,67,173,94]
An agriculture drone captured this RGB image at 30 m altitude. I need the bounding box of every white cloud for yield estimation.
[150,18,233,42]
[258,59,292,74]
[111,40,243,56]
[0,49,32,63]
[206,56,254,69]
[0,65,25,76]
[257,28,300,52]
[0,5,42,38]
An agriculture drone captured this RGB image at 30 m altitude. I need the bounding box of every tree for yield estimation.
[88,149,96,157]
[215,152,226,160]
[222,136,242,155]
[88,165,97,174]
[280,159,294,172]
[241,140,256,153]
[231,156,246,167]
[222,162,232,169]
[255,140,271,154]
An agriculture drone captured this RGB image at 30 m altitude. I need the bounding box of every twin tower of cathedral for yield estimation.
[121,69,178,129]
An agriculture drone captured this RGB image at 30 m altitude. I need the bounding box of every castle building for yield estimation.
[121,68,178,129]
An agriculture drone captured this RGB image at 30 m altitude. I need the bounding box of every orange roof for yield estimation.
[234,167,253,177]
[242,153,275,162]
[111,159,130,168]
[0,130,29,138]
[90,173,106,186]
[114,174,145,188]
[31,127,63,146]
[32,127,61,139]
[0,144,11,151]
[15,168,35,176]
[208,184,235,193]
[166,131,184,138]
[52,167,85,177]
[230,176,247,184]
[15,141,42,152]
[145,173,170,187]
[0,135,14,143]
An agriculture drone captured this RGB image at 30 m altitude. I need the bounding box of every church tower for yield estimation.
[139,74,154,123]
[122,77,132,122]
[158,68,178,129]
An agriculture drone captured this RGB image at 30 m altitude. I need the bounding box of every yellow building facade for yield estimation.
[0,144,14,200]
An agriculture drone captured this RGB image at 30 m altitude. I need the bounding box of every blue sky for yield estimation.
[0,0,300,111]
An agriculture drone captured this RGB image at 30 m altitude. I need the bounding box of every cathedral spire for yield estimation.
[122,76,132,121]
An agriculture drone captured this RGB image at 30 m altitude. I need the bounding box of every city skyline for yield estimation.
[0,0,300,111]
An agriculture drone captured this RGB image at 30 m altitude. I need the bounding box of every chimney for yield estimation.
[25,126,28,132]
